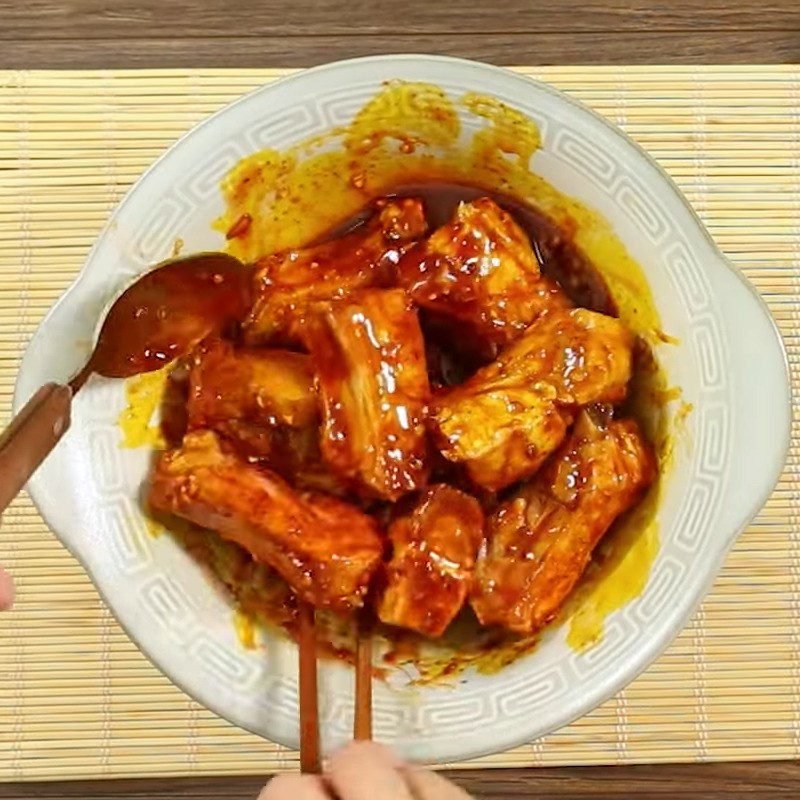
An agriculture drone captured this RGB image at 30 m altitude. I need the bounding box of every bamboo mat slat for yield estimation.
[0,65,798,782]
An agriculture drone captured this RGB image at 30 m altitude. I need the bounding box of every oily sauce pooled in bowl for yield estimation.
[389,184,618,317]
[135,182,659,679]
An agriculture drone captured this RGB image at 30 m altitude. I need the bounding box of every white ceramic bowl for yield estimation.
[14,56,791,763]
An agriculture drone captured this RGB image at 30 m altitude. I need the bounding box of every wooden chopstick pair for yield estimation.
[298,604,372,773]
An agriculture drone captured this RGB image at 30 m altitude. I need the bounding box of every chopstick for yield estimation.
[298,603,372,772]
[298,601,320,773]
[353,614,372,741]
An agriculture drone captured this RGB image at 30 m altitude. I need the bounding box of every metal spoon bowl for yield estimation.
[1,251,250,512]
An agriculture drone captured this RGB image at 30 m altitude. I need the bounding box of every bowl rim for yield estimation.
[14,53,792,762]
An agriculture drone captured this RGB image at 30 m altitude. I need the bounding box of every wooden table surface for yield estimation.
[0,0,800,67]
[1,0,800,797]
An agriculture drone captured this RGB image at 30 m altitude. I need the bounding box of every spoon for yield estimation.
[0,252,250,513]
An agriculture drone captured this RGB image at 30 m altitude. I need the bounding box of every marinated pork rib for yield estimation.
[244,198,427,346]
[396,197,570,356]
[470,411,656,634]
[188,338,317,431]
[148,430,383,612]
[305,288,431,501]
[431,308,634,491]
[186,339,349,492]
[486,308,633,405]
[143,182,659,644]
[378,485,485,637]
[434,387,569,494]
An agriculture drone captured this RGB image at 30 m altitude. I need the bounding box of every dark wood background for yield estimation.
[0,762,799,799]
[0,0,799,68]
[1,0,799,797]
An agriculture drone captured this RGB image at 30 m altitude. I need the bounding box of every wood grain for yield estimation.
[2,0,799,37]
[1,0,799,67]
[3,31,800,69]
[1,762,799,799]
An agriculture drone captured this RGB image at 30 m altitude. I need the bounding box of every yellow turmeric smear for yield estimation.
[117,367,170,449]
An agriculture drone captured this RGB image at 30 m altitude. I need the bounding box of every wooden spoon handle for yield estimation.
[0,383,72,514]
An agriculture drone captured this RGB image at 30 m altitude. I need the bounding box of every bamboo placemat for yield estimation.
[0,66,798,782]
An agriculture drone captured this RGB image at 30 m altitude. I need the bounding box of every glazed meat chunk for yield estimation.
[305,288,431,501]
[188,338,317,431]
[186,339,348,492]
[149,430,383,612]
[433,386,569,494]
[244,198,427,346]
[470,410,656,634]
[396,197,570,356]
[378,485,485,637]
[472,308,633,406]
[431,308,634,491]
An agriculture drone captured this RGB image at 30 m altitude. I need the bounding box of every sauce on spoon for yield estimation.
[70,253,251,392]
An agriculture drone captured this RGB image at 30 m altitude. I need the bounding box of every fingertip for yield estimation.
[257,773,328,800]
[403,766,474,799]
[327,741,410,800]
[329,740,401,772]
[0,567,14,611]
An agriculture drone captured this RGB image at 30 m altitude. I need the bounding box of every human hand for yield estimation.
[259,741,472,800]
[0,566,13,611]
